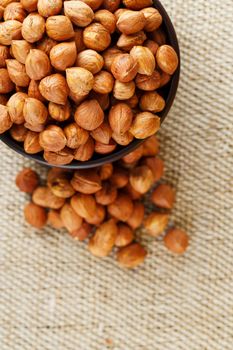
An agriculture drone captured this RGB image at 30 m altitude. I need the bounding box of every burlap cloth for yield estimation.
[1,0,233,349]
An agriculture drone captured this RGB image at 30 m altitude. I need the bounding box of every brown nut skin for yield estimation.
[130,112,160,139]
[0,104,13,134]
[140,91,165,113]
[117,10,146,35]
[117,31,146,51]
[85,203,105,225]
[24,122,45,133]
[24,202,47,229]
[60,203,83,233]
[16,168,39,193]
[23,97,48,126]
[0,94,8,105]
[64,123,89,149]
[91,121,112,145]
[114,8,128,21]
[73,28,86,53]
[99,163,113,180]
[144,39,159,56]
[39,125,67,152]
[102,47,122,72]
[22,14,45,43]
[0,45,10,68]
[20,0,37,12]
[94,9,116,34]
[141,157,164,182]
[49,101,71,122]
[110,167,129,188]
[0,68,14,94]
[83,23,111,52]
[71,169,102,194]
[38,0,62,17]
[66,67,94,99]
[74,99,104,131]
[25,49,51,80]
[112,131,133,146]
[79,0,103,10]
[43,147,74,166]
[127,201,145,229]
[93,71,114,94]
[144,212,169,237]
[39,74,69,105]
[164,228,189,254]
[150,28,166,46]
[0,20,22,45]
[50,42,76,71]
[32,186,65,209]
[95,139,117,154]
[76,49,104,74]
[46,16,74,41]
[64,1,94,27]
[130,46,156,76]
[156,45,179,75]
[10,124,27,141]
[117,243,147,268]
[125,93,138,108]
[6,59,30,87]
[109,103,133,134]
[24,131,43,154]
[74,137,95,161]
[95,181,117,205]
[142,135,159,156]
[48,209,64,229]
[36,36,57,55]
[123,0,152,10]
[115,223,134,248]
[136,70,161,91]
[71,193,96,219]
[122,144,144,164]
[130,165,154,194]
[108,193,133,222]
[102,0,120,12]
[111,54,138,83]
[47,168,71,186]
[4,2,26,22]
[11,40,32,64]
[90,92,110,111]
[159,71,171,87]
[7,92,27,125]
[151,184,176,209]
[141,7,162,32]
[28,80,45,102]
[113,80,135,100]
[70,222,92,240]
[49,176,75,199]
[124,182,142,200]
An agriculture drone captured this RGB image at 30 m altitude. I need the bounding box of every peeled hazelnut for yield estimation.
[24,122,45,132]
[122,144,144,164]
[11,40,32,64]
[0,104,13,134]
[142,157,164,182]
[74,28,86,52]
[85,203,105,225]
[108,193,133,222]
[0,68,14,93]
[94,9,116,34]
[117,31,146,51]
[0,20,22,45]
[88,219,117,257]
[76,49,104,74]
[79,0,103,10]
[111,54,138,83]
[141,7,162,32]
[38,0,62,17]
[117,10,146,35]
[102,47,122,72]
[109,103,133,134]
[39,74,69,105]
[124,182,142,200]
[156,45,179,75]
[20,0,37,12]
[117,243,147,268]
[39,125,66,152]
[15,168,39,193]
[74,99,104,131]
[127,201,145,229]
[71,193,96,219]
[44,147,74,165]
[4,2,26,22]
[95,139,116,154]
[24,202,47,229]
[28,80,45,102]
[129,165,154,194]
[151,184,176,209]
[83,23,111,52]
[60,203,83,233]
[48,210,64,229]
[142,135,159,156]
[99,163,113,180]
[113,80,135,100]
[49,176,75,199]
[159,71,171,87]
[71,169,102,194]
[49,101,71,123]
[136,70,161,91]
[0,45,9,68]
[33,186,65,209]
[23,97,48,127]
[7,92,27,124]
[140,91,165,113]
[130,112,160,139]
[111,167,128,188]
[70,222,91,241]
[10,124,27,141]
[144,212,169,237]
[130,46,155,76]
[24,131,43,154]
[144,39,159,55]
[66,67,94,99]
[115,223,134,248]
[50,42,76,71]
[6,59,29,87]
[74,137,94,161]
[36,36,57,55]
[164,228,189,254]
[91,121,112,145]
[64,1,94,27]
[112,131,133,146]
[46,16,74,41]
[64,123,89,149]
[22,14,45,43]
[95,181,117,205]
[25,49,51,80]
[0,94,8,105]
[102,0,120,12]
[93,70,114,94]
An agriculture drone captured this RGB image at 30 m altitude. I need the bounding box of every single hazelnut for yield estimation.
[95,139,117,154]
[64,1,94,27]
[74,99,104,131]
[43,147,74,165]
[39,125,67,152]
[0,94,8,105]
[23,97,48,127]
[71,169,102,194]
[24,131,43,154]
[122,144,144,164]
[111,54,138,83]
[95,181,117,205]
[130,112,160,139]
[0,104,13,134]
[108,193,133,222]
[91,121,112,144]
[112,131,134,146]
[10,124,27,142]
[102,47,122,72]
[48,101,70,123]
[83,23,111,52]
[60,203,83,233]
[50,42,76,71]
[156,45,179,75]
[127,201,145,229]
[25,49,51,80]
[164,228,189,254]
[110,167,129,188]
[28,80,45,102]
[0,45,10,68]
[129,165,154,194]
[38,0,62,17]
[124,182,142,200]
[0,68,14,93]
[24,122,46,133]
[113,80,135,100]
[20,0,37,12]
[94,9,116,34]
[142,157,164,182]
[71,193,96,219]
[39,74,69,105]
[123,0,153,9]
[79,0,103,10]
[159,71,171,87]
[109,103,133,134]
[49,176,75,199]
[90,92,110,111]
[6,59,30,87]
[85,203,105,225]
[64,123,89,149]
[142,135,159,156]
[7,92,27,125]
[141,7,162,32]
[144,39,159,55]
[48,209,64,229]
[74,137,95,161]
[151,184,176,209]
[76,49,104,74]
[11,40,32,64]
[36,36,57,55]
[136,70,161,91]
[24,202,47,229]
[73,28,86,52]
[117,31,146,51]
[16,168,39,193]
[140,91,165,113]
[46,16,74,41]
[70,222,92,241]
[99,163,113,180]
[130,46,155,76]
[115,223,134,247]
[22,13,45,43]
[117,10,146,35]
[4,2,26,22]
[32,186,65,209]
[0,20,22,45]
[117,242,147,268]
[93,70,114,94]
[102,0,120,12]
[66,67,94,99]
[144,212,169,237]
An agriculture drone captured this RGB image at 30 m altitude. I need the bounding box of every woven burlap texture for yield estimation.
[1,0,233,349]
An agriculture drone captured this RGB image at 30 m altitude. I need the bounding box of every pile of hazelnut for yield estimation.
[16,136,189,268]
[0,0,179,165]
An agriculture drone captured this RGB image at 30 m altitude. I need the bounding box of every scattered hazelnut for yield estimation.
[0,45,10,68]
[130,112,160,139]
[108,193,133,222]
[60,203,83,233]
[140,91,165,113]
[49,176,75,199]
[7,92,27,125]
[95,181,117,205]
[141,157,164,182]
[66,67,94,99]
[74,99,104,131]
[74,137,95,161]
[24,130,43,154]
[28,80,45,102]
[141,7,162,32]
[164,228,189,254]
[64,123,89,149]
[47,209,64,229]
[70,222,92,240]
[23,97,48,126]
[111,54,138,83]
[117,31,146,51]
[11,40,32,64]
[0,68,14,93]
[71,193,96,219]
[109,103,133,134]
[130,46,156,76]
[4,2,26,22]
[32,186,65,209]
[43,147,74,165]
[0,20,22,45]
[71,169,102,194]
[102,47,122,72]
[36,36,57,55]
[37,0,62,17]
[39,73,69,105]
[10,124,27,142]
[50,41,77,71]
[142,135,159,156]
[151,184,176,209]
[99,163,113,180]
[76,49,104,74]
[6,59,30,87]
[115,223,134,247]
[117,243,147,268]
[39,125,67,152]
[144,212,169,237]
[136,70,161,91]
[117,10,146,35]
[156,45,179,75]
[122,144,144,164]
[110,167,128,188]
[15,168,39,193]
[64,1,94,27]
[102,0,120,12]
[46,15,74,41]
[129,165,154,194]
[113,80,135,100]
[22,13,45,43]
[127,201,145,229]
[24,202,47,228]
[83,23,111,51]
[0,104,13,134]
[123,0,152,10]
[85,203,105,225]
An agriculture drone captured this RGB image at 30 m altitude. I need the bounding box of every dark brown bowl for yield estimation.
[0,0,180,169]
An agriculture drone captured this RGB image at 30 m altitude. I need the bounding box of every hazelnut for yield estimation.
[117,243,147,268]
[76,49,104,74]
[102,47,122,72]
[25,49,51,80]
[99,163,113,180]
[102,0,120,12]
[129,165,154,194]
[142,157,164,182]
[47,168,70,186]
[142,135,159,156]
[49,176,75,199]
[90,92,110,111]
[122,144,144,164]
[43,147,74,165]
[0,45,10,68]
[7,92,27,125]
[11,40,32,64]
[64,1,94,27]
[114,8,128,21]
[73,28,86,52]
[0,94,8,105]
[60,203,83,233]
[22,13,45,43]
[70,222,92,241]
[50,42,76,71]
[15,168,39,193]
[115,223,134,248]
[23,97,48,127]
[95,139,117,154]
[144,212,169,237]
[83,23,111,52]
[93,70,114,94]
[39,125,67,152]
[130,112,160,139]
[140,91,165,113]
[74,99,104,131]
[95,181,117,205]
[71,193,96,219]
[0,68,14,93]
[46,15,74,41]
[85,203,105,225]
[144,39,159,55]
[38,0,62,17]
[127,201,145,229]
[113,80,135,100]
[24,122,45,132]
[159,71,171,87]
[24,202,47,229]
[117,10,146,35]
[4,2,26,22]
[10,124,27,141]
[141,7,162,32]
[48,210,64,229]
[64,123,89,148]
[94,9,116,34]
[117,31,146,51]
[130,46,155,76]
[66,67,94,99]
[79,0,103,11]
[109,103,133,134]
[49,101,71,122]
[6,59,30,87]
[111,54,138,83]
[88,219,118,257]
[164,228,189,254]
[151,184,176,209]
[156,45,179,75]
[136,70,161,91]
[125,93,139,108]
[24,131,43,154]
[74,137,95,161]
[39,73,69,105]
[112,131,133,146]
[28,80,45,102]
[91,121,112,145]
[20,0,37,12]
[32,186,65,209]
[0,20,22,45]
[110,167,128,188]
[71,169,102,194]
[36,36,57,55]
[123,0,152,9]
[150,28,166,46]
[124,182,142,200]
[108,193,133,222]
[0,104,13,134]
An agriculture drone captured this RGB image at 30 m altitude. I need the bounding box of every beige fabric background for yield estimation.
[1,0,233,349]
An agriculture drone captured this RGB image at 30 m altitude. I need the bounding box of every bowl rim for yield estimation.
[0,0,180,169]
